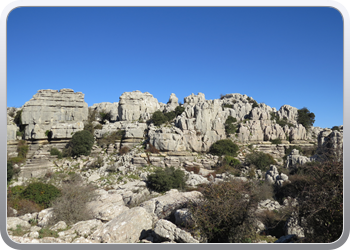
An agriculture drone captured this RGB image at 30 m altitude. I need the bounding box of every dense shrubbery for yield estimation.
[7,185,42,216]
[275,158,343,243]
[297,107,315,130]
[20,182,61,209]
[151,106,185,126]
[245,151,276,171]
[270,138,282,144]
[14,109,22,126]
[224,116,237,135]
[189,180,260,243]
[64,130,94,157]
[209,139,239,157]
[147,167,187,192]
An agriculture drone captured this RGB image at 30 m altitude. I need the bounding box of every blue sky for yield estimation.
[7,7,343,128]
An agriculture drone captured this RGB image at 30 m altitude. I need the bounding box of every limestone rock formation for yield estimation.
[90,102,119,122]
[118,91,160,122]
[20,89,88,140]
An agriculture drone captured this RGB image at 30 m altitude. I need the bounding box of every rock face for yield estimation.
[153,219,199,243]
[21,89,88,140]
[90,102,119,122]
[118,91,160,122]
[285,149,311,169]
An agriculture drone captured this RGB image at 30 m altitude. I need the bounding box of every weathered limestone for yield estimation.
[90,102,119,122]
[90,207,153,243]
[153,219,199,243]
[118,91,160,122]
[21,89,88,140]
[285,149,311,169]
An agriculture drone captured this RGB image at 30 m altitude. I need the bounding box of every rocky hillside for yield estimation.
[6,89,343,244]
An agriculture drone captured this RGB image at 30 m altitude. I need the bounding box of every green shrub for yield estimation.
[7,156,26,165]
[151,108,184,126]
[297,107,315,130]
[16,131,23,137]
[20,182,61,208]
[209,139,239,157]
[99,110,111,124]
[331,126,340,131]
[14,109,22,125]
[38,228,59,238]
[17,140,28,158]
[245,151,276,172]
[164,111,176,121]
[7,162,13,183]
[224,116,238,135]
[147,167,187,192]
[270,138,282,144]
[224,156,241,167]
[151,110,167,126]
[50,148,63,159]
[222,104,232,109]
[189,180,260,243]
[175,106,185,116]
[67,130,94,157]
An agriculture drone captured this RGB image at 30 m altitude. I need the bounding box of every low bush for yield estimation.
[20,182,61,209]
[50,176,97,225]
[94,124,103,129]
[147,167,187,192]
[119,146,130,155]
[17,140,28,158]
[224,116,238,135]
[270,138,282,144]
[16,131,23,137]
[7,162,14,183]
[245,151,276,172]
[50,148,63,159]
[189,180,260,243]
[209,139,239,157]
[7,185,43,216]
[223,155,241,167]
[38,228,59,238]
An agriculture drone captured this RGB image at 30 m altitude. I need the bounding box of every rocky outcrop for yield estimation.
[118,91,160,122]
[285,149,311,169]
[90,102,119,122]
[153,219,199,243]
[21,89,88,140]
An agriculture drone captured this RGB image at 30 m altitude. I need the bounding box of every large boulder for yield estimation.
[153,219,199,243]
[90,207,153,243]
[90,102,119,122]
[139,189,202,219]
[21,89,88,140]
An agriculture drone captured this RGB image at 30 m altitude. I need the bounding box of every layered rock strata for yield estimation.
[21,89,88,140]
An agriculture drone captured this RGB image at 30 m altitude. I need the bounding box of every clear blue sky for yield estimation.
[7,7,343,128]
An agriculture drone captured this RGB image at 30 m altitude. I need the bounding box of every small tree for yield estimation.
[297,107,315,129]
[174,106,185,116]
[66,130,94,157]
